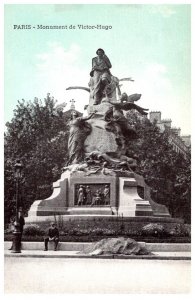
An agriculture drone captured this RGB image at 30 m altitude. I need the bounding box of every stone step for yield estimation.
[4,241,91,251]
[146,243,191,252]
[68,207,113,215]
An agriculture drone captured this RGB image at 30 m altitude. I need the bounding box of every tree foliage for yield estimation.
[126,111,191,223]
[4,94,69,224]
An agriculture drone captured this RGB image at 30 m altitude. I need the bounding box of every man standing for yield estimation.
[8,210,25,251]
[44,222,59,251]
[19,210,25,235]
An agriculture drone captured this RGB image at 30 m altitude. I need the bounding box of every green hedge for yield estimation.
[5,220,190,243]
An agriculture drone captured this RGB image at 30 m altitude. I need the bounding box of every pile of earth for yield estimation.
[80,237,152,255]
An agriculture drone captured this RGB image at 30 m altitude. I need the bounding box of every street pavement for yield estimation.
[4,256,191,294]
[4,249,191,260]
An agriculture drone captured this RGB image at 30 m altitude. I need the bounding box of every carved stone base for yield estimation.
[26,168,170,224]
[87,101,113,115]
[85,103,120,154]
[118,177,153,217]
[84,117,119,154]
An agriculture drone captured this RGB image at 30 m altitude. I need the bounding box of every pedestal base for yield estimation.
[26,168,170,224]
[118,177,153,217]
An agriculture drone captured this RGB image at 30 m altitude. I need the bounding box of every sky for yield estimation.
[4,4,191,134]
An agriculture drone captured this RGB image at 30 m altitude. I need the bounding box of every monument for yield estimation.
[26,48,171,224]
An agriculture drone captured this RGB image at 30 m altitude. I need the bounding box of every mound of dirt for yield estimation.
[80,237,152,255]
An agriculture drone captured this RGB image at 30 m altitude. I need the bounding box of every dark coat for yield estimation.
[46,227,59,239]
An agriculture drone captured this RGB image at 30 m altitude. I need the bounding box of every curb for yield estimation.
[4,252,191,260]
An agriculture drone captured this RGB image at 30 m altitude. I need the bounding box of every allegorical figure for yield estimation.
[91,189,102,206]
[90,48,112,105]
[77,185,85,206]
[104,100,148,156]
[103,185,110,205]
[68,111,96,165]
[85,185,92,205]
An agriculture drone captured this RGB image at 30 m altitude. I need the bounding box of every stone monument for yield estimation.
[26,48,171,223]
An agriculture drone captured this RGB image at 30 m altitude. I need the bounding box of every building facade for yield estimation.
[149,111,190,159]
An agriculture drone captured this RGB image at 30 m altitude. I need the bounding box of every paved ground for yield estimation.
[4,257,191,293]
[4,249,191,260]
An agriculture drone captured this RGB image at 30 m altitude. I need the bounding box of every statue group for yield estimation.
[67,48,148,172]
[26,47,171,219]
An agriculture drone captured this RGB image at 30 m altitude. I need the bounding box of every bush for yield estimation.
[168,224,191,237]
[140,223,167,237]
[23,224,44,236]
[183,224,191,236]
[101,229,117,236]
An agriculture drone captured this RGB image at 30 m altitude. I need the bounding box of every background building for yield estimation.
[149,111,190,159]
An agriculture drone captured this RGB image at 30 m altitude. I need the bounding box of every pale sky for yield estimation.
[4,4,191,134]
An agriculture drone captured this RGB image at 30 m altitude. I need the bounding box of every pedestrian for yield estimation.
[19,210,25,235]
[8,211,25,250]
[44,222,59,251]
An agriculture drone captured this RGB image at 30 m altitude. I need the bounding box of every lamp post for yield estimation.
[11,160,23,253]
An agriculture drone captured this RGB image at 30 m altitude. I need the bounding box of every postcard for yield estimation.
[3,2,191,295]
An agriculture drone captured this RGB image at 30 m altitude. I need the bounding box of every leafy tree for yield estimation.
[4,94,69,224]
[126,111,191,223]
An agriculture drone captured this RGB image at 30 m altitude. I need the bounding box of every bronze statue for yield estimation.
[90,48,112,105]
[66,75,121,106]
[87,150,137,173]
[67,111,96,165]
[104,101,148,138]
[119,93,142,103]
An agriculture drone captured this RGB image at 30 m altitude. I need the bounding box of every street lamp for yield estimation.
[11,160,23,253]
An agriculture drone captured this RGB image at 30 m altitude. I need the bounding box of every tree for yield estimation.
[4,94,69,224]
[126,111,191,223]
